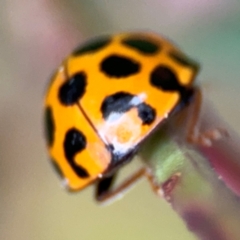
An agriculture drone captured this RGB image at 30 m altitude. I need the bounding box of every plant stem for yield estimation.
[139,94,240,240]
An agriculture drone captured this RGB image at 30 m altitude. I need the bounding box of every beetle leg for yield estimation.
[95,167,160,203]
[186,88,228,146]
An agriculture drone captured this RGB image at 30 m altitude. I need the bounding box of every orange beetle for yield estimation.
[44,32,199,201]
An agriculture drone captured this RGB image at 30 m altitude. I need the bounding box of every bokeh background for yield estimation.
[1,1,240,240]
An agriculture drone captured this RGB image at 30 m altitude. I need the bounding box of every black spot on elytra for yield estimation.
[150,65,185,91]
[137,103,156,125]
[64,128,89,178]
[58,72,87,105]
[169,51,199,71]
[101,92,134,119]
[44,107,55,147]
[100,55,140,78]
[72,36,111,56]
[122,37,159,54]
[150,65,194,102]
[50,159,64,179]
[101,91,156,125]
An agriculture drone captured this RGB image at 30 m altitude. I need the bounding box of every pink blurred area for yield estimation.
[4,0,82,77]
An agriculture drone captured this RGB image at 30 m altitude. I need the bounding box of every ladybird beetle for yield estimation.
[44,32,199,201]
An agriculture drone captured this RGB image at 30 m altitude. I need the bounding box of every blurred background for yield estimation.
[0,1,240,240]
